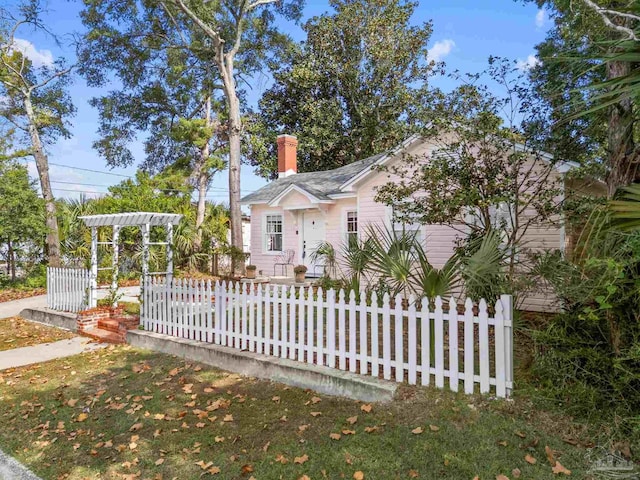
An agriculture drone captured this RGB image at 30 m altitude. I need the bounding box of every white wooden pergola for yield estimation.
[79,212,183,308]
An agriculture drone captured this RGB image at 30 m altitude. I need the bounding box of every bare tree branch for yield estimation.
[580,0,640,41]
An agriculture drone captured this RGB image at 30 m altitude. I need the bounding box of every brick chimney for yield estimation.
[277,134,298,178]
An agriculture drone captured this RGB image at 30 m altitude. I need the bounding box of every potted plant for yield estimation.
[293,265,308,283]
[246,265,257,279]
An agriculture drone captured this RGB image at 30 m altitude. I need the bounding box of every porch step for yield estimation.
[83,328,123,344]
[97,317,139,333]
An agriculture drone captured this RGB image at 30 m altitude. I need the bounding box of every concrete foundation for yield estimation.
[127,330,397,403]
[19,308,77,332]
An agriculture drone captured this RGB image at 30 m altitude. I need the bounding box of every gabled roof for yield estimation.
[241,134,577,206]
[240,151,387,205]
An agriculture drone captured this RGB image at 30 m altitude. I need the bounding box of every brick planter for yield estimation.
[76,306,138,344]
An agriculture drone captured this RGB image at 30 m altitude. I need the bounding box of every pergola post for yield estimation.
[90,226,98,309]
[140,223,150,308]
[111,225,120,306]
[166,222,174,284]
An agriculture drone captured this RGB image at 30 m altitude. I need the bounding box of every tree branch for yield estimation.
[580,0,639,41]
[31,66,74,92]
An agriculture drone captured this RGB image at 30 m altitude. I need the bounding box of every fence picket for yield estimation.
[324,288,332,368]
[306,286,314,364]
[478,299,490,394]
[289,285,296,360]
[272,285,280,357]
[338,289,346,370]
[464,297,475,394]
[434,297,445,388]
[448,297,459,392]
[370,291,379,378]
[359,291,368,375]
[408,295,417,385]
[394,294,404,382]
[420,297,429,386]
[311,287,325,365]
[382,293,391,380]
[348,290,357,373]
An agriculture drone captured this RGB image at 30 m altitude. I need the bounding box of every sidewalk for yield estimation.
[0,295,46,320]
[0,336,106,370]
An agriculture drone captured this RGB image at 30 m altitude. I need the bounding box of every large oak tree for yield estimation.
[247,0,433,178]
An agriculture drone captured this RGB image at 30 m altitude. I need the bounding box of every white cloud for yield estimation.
[517,54,541,71]
[535,8,547,28]
[427,39,456,63]
[12,38,54,68]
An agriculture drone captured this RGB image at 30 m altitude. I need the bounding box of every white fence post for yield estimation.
[501,294,514,397]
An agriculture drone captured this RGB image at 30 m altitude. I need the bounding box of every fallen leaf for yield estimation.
[525,454,537,465]
[275,454,288,464]
[294,454,309,464]
[330,433,341,440]
[411,427,423,435]
[129,423,143,432]
[214,436,225,443]
[552,461,571,476]
[545,446,557,466]
[311,396,321,404]
[310,411,322,417]
[515,431,526,438]
[207,466,221,475]
[262,441,270,452]
[77,413,88,422]
[241,464,254,474]
[223,414,233,422]
[346,416,358,425]
[498,441,507,447]
[154,458,164,466]
[360,404,372,413]
[67,399,78,407]
[353,472,364,480]
[299,476,311,480]
[512,468,521,478]
[342,429,356,435]
[429,425,440,432]
[496,475,510,480]
[408,470,419,478]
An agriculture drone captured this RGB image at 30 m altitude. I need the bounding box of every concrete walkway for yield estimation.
[0,449,42,480]
[0,295,46,320]
[0,336,106,371]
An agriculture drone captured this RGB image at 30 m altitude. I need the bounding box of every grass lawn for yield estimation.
[0,317,75,351]
[0,346,594,479]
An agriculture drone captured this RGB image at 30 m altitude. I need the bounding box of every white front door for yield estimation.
[301,210,326,276]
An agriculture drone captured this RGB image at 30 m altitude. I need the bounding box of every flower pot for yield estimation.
[295,272,306,283]
[246,269,256,279]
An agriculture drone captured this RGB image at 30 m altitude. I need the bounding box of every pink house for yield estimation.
[241,134,585,312]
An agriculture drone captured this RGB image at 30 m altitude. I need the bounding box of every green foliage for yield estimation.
[532,207,640,442]
[0,161,46,280]
[311,224,508,304]
[375,58,562,294]
[56,171,229,274]
[247,0,433,178]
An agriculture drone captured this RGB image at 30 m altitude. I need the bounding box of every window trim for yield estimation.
[342,208,359,244]
[262,211,284,255]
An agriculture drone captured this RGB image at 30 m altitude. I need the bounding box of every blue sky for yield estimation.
[10,0,550,206]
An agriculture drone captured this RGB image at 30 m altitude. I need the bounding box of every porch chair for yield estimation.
[273,249,295,276]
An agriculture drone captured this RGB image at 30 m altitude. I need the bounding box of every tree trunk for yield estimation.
[7,239,15,282]
[194,163,208,253]
[23,95,61,267]
[194,96,212,254]
[223,62,244,274]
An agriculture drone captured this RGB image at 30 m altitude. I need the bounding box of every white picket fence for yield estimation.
[142,277,514,397]
[47,267,90,313]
